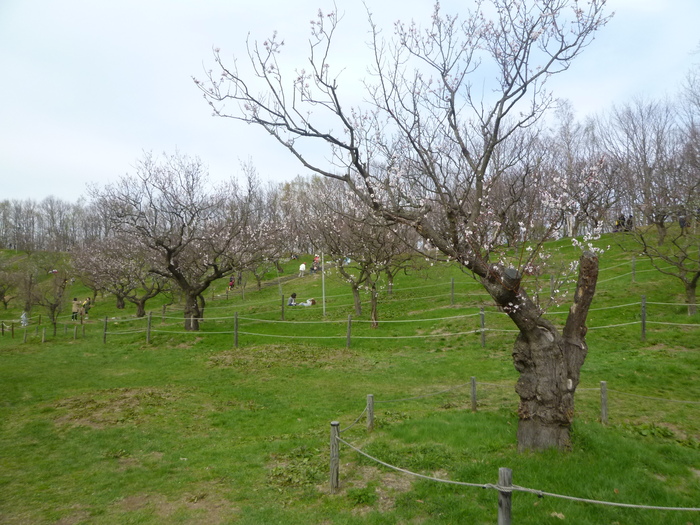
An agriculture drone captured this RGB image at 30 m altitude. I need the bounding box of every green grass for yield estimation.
[1,236,699,524]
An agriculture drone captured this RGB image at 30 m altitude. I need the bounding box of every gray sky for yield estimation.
[1,0,698,203]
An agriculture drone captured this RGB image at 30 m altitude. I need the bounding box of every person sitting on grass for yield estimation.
[288,293,315,307]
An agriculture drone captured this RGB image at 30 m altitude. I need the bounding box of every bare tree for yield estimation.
[74,235,169,317]
[90,151,267,330]
[197,1,610,450]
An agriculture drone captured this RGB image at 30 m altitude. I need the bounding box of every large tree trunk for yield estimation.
[485,251,598,451]
[351,285,362,316]
[184,293,202,331]
[513,323,576,451]
[135,301,146,318]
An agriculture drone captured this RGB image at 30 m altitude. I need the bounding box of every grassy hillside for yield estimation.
[1,236,699,524]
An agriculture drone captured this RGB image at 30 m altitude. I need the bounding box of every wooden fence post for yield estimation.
[73,325,77,340]
[450,278,455,306]
[498,467,513,525]
[367,394,374,432]
[330,421,340,493]
[103,316,108,344]
[631,256,636,283]
[480,308,486,348]
[234,312,239,348]
[600,380,608,425]
[42,327,46,343]
[641,295,646,342]
[550,274,556,299]
[11,322,15,338]
[346,315,352,349]
[471,376,477,412]
[281,295,285,321]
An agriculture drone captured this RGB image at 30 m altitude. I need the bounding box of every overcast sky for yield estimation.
[1,0,698,203]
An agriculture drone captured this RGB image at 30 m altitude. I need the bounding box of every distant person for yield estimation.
[20,311,29,327]
[679,214,688,235]
[298,262,306,278]
[300,298,316,307]
[614,214,625,232]
[82,297,92,320]
[71,298,80,321]
[288,293,298,306]
[228,275,235,291]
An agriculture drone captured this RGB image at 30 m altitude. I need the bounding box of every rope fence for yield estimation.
[4,294,697,346]
[328,376,700,521]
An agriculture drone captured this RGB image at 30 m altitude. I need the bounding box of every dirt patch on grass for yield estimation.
[329,464,414,514]
[116,486,237,524]
[53,387,180,428]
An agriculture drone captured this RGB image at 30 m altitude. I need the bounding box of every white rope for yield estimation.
[646,321,700,328]
[336,438,700,512]
[106,329,147,335]
[511,485,700,512]
[645,301,696,306]
[607,389,700,405]
[339,406,368,433]
[337,437,490,489]
[588,321,641,329]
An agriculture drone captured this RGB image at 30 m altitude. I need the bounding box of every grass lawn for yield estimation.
[1,237,699,524]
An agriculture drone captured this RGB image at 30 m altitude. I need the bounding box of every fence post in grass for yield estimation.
[281,295,285,321]
[471,376,477,412]
[42,327,46,343]
[641,295,646,342]
[11,322,15,338]
[330,421,340,493]
[73,325,77,340]
[103,316,108,344]
[631,256,636,283]
[1,321,4,335]
[367,394,374,432]
[346,315,352,349]
[600,380,608,425]
[82,324,85,337]
[498,467,513,525]
[451,277,455,305]
[64,323,67,335]
[146,312,152,344]
[234,312,239,348]
[550,274,555,299]
[480,308,486,348]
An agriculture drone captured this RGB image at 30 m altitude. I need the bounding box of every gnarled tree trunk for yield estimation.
[484,251,598,451]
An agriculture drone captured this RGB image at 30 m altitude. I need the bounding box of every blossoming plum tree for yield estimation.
[196,0,609,450]
[90,152,272,331]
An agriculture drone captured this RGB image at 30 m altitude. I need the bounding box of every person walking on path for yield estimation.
[298,262,306,278]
